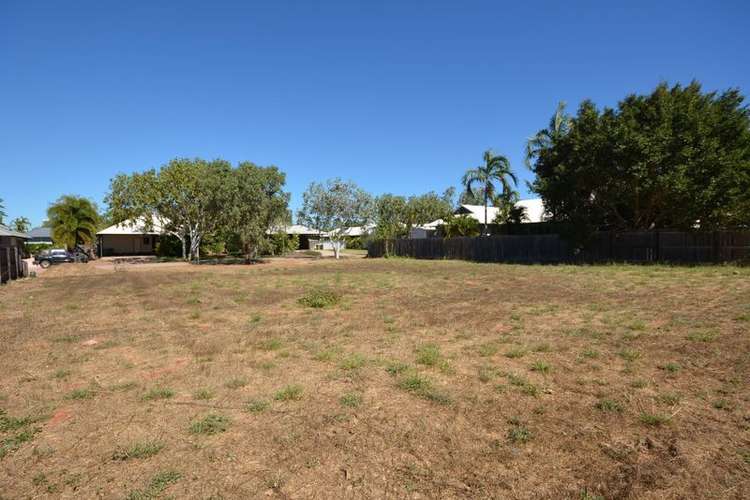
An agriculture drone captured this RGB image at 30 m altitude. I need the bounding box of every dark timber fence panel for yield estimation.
[368,231,750,264]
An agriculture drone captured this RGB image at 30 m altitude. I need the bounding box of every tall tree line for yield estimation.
[527,82,750,234]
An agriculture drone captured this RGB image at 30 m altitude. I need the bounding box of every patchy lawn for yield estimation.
[0,258,748,498]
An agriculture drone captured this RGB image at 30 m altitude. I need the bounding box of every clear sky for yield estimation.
[2,0,749,226]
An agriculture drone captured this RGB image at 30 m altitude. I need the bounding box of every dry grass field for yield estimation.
[1,257,749,499]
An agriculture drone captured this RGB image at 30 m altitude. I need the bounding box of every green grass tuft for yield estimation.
[415,344,442,366]
[530,361,551,374]
[385,361,409,376]
[340,392,362,408]
[339,353,367,370]
[298,289,340,308]
[618,349,640,362]
[112,440,164,460]
[193,388,214,400]
[245,398,271,413]
[125,470,181,500]
[639,412,670,426]
[504,347,527,359]
[397,372,451,404]
[141,387,175,401]
[65,388,96,400]
[274,384,304,401]
[189,414,230,435]
[687,329,718,342]
[595,399,623,412]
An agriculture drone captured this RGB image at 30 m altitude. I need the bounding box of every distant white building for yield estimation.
[514,198,545,224]
[268,224,322,250]
[409,199,546,239]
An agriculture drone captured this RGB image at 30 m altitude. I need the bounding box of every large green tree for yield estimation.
[462,150,518,235]
[404,190,454,231]
[0,198,5,225]
[225,162,290,261]
[297,178,373,259]
[107,158,235,261]
[374,194,408,255]
[529,82,750,232]
[47,196,100,250]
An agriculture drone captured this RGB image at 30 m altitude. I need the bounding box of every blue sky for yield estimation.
[2,0,749,226]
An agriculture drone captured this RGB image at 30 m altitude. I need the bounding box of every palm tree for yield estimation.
[462,150,518,235]
[525,101,571,169]
[47,195,100,250]
[11,216,31,233]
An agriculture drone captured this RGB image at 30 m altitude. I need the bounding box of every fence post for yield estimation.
[711,231,719,262]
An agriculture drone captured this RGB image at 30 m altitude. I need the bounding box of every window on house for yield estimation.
[143,237,150,245]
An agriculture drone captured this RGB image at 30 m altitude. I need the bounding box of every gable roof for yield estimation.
[97,215,165,236]
[0,224,30,239]
[338,224,376,237]
[28,226,52,238]
[418,199,547,229]
[268,224,321,235]
[515,198,545,223]
[455,204,501,223]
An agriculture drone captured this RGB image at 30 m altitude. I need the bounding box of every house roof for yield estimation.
[0,225,30,239]
[418,199,546,229]
[268,224,321,235]
[455,204,501,222]
[97,215,165,236]
[418,219,444,230]
[515,198,545,223]
[338,224,376,237]
[28,226,52,238]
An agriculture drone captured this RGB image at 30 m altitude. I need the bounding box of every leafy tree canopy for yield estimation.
[297,178,373,259]
[47,195,100,250]
[11,216,31,233]
[106,158,287,261]
[224,162,290,261]
[405,190,454,229]
[529,81,750,232]
[442,214,480,237]
[462,150,518,234]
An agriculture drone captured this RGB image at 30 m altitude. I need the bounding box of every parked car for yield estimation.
[34,248,89,268]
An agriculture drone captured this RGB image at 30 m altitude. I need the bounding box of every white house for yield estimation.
[409,199,546,239]
[96,215,166,256]
[408,219,444,239]
[268,224,322,250]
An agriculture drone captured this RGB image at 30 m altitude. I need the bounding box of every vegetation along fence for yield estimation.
[367,231,750,264]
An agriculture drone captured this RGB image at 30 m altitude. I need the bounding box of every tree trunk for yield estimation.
[181,235,186,260]
[333,240,341,259]
[189,229,201,263]
[483,193,489,236]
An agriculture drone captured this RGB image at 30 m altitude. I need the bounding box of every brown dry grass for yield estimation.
[1,258,749,499]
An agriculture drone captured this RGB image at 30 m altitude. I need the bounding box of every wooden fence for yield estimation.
[0,236,28,284]
[367,231,750,264]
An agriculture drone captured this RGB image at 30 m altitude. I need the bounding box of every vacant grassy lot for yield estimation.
[1,258,748,498]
